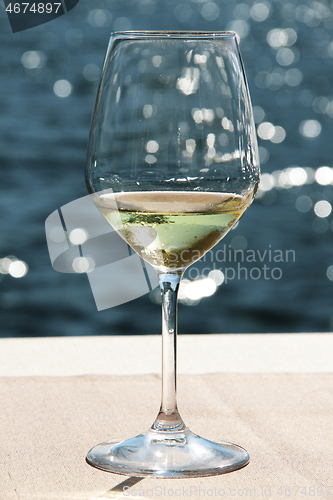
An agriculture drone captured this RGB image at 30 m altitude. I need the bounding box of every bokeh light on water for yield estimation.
[2,0,333,335]
[0,257,28,279]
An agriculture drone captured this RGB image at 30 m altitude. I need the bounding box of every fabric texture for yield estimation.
[0,373,332,499]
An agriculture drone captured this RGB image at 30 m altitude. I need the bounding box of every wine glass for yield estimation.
[85,31,260,478]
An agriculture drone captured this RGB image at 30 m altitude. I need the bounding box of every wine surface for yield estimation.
[94,191,253,272]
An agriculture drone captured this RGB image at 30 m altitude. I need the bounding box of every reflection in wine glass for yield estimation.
[85,31,260,478]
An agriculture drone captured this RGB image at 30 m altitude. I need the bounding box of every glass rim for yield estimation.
[109,31,237,40]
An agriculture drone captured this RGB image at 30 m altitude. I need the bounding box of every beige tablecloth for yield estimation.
[1,373,332,499]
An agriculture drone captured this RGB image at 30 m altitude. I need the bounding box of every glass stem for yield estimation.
[152,273,186,432]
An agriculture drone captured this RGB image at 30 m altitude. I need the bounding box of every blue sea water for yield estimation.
[0,0,333,337]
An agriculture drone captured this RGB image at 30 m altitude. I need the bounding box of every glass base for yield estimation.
[86,427,249,478]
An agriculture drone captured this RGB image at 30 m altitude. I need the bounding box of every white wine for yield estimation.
[94,191,253,272]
